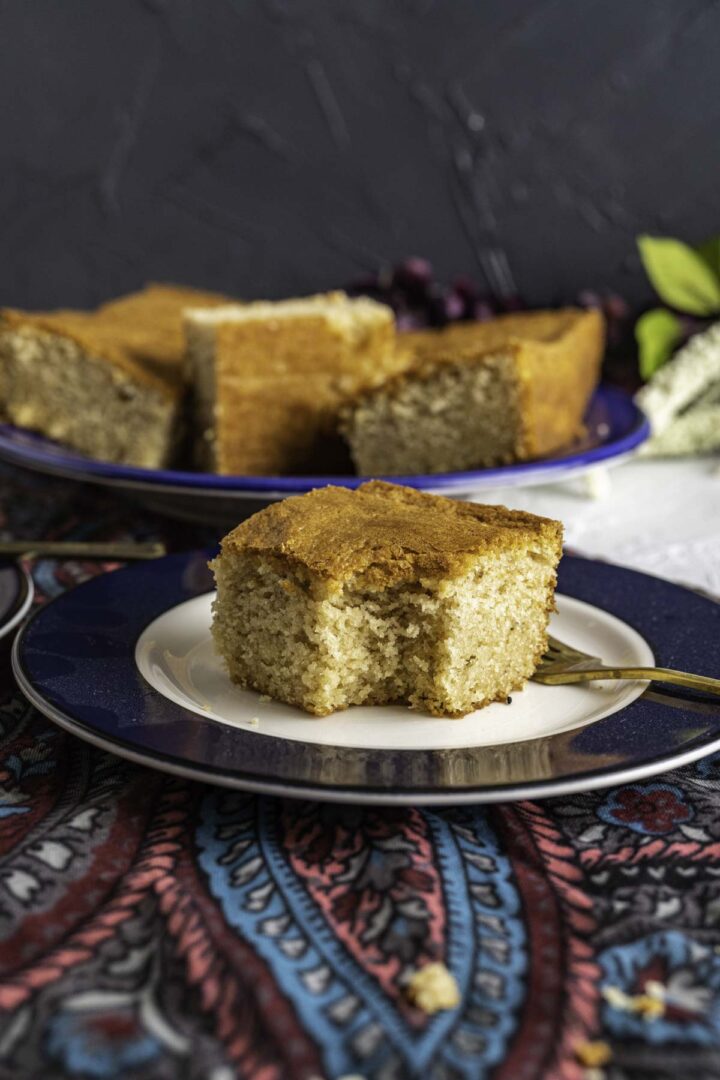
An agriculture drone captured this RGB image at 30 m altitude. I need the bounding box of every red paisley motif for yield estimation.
[281,802,445,1015]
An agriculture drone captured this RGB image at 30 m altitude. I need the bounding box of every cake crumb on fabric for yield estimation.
[574,1040,612,1067]
[602,984,666,1020]
[405,962,460,1013]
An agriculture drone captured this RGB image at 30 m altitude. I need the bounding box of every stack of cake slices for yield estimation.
[183,300,604,477]
[0,285,606,477]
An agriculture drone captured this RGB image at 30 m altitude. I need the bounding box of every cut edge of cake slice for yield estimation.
[340,307,604,476]
[0,323,180,468]
[0,283,229,468]
[340,346,526,475]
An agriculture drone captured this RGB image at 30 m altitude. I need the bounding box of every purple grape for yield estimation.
[472,298,496,322]
[498,294,524,313]
[678,314,709,343]
[603,294,630,321]
[451,276,484,318]
[452,275,479,299]
[396,311,425,332]
[578,289,603,310]
[389,287,416,311]
[349,258,527,329]
[425,284,454,327]
[452,274,480,308]
[443,290,465,321]
[393,257,433,292]
[576,290,633,348]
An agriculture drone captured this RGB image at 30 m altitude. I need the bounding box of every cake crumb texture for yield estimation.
[2,283,228,396]
[0,283,228,467]
[210,481,562,718]
[342,307,604,475]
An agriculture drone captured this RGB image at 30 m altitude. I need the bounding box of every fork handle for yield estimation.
[536,666,720,696]
[0,541,166,560]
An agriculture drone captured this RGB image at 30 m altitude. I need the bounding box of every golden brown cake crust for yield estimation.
[0,283,228,400]
[369,307,601,389]
[220,479,563,587]
[512,308,605,458]
[407,308,590,348]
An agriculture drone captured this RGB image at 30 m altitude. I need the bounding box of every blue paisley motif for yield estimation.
[600,931,720,1045]
[196,794,526,1079]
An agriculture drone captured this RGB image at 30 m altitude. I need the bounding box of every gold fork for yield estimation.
[533,634,720,697]
[0,540,166,560]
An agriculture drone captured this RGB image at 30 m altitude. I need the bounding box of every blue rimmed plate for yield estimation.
[12,552,719,805]
[0,386,648,524]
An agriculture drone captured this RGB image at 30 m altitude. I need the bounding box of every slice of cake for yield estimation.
[185,291,406,475]
[340,308,604,476]
[0,283,228,468]
[210,480,563,717]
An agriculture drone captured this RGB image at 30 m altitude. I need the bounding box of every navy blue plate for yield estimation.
[11,552,720,804]
[0,386,648,510]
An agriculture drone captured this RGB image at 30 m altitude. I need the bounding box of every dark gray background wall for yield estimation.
[1,0,718,310]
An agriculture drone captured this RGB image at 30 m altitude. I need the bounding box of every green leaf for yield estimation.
[637,235,720,315]
[696,235,720,279]
[635,308,683,380]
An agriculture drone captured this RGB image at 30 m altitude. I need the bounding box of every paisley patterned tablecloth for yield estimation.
[2,466,720,1080]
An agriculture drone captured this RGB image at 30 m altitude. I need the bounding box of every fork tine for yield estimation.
[546,634,592,660]
[542,639,572,661]
[539,635,603,673]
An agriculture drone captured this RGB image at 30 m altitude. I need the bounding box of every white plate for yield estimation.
[136,593,654,751]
